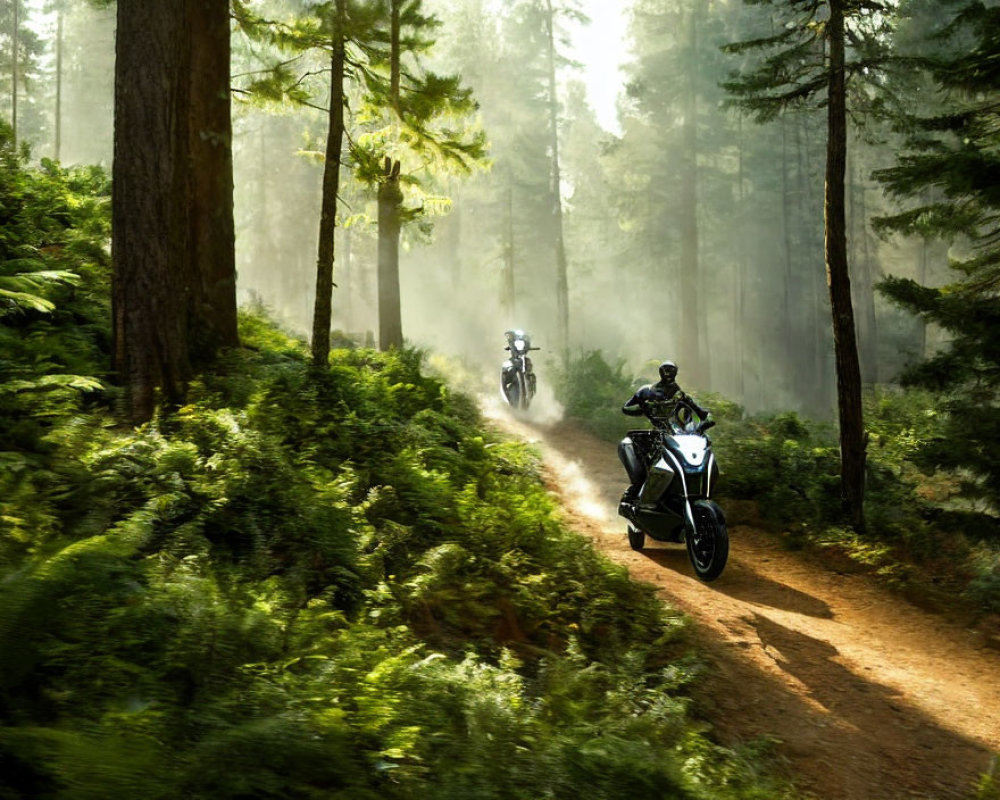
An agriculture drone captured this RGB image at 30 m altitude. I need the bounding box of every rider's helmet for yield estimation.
[658,360,678,383]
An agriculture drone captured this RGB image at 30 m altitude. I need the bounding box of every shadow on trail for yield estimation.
[640,546,835,619]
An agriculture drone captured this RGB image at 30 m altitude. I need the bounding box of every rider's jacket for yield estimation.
[622,381,709,420]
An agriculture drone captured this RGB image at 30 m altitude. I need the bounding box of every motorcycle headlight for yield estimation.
[514,340,526,352]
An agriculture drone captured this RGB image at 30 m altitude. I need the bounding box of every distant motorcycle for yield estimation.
[501,330,538,410]
[617,397,729,581]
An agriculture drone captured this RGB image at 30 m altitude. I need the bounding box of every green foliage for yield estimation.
[551,349,640,440]
[871,2,1000,515]
[0,299,795,798]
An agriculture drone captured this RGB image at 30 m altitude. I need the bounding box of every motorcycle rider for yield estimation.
[620,360,711,503]
[501,329,537,404]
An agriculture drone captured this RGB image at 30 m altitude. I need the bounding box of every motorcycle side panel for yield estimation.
[639,457,675,506]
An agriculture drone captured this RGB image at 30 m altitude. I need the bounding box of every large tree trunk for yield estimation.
[378,157,403,350]
[311,0,347,367]
[188,0,238,358]
[825,0,866,530]
[113,0,192,421]
[679,6,704,385]
[112,0,237,423]
[11,0,18,145]
[544,0,569,355]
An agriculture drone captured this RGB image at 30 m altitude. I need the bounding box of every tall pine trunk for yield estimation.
[188,0,238,358]
[734,111,746,400]
[311,0,347,367]
[377,0,404,351]
[55,4,63,161]
[825,0,866,530]
[679,6,703,384]
[11,0,18,145]
[112,0,237,422]
[113,0,192,421]
[544,0,569,355]
[378,157,403,350]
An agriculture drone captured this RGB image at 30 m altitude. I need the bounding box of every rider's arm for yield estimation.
[678,391,710,421]
[622,389,646,417]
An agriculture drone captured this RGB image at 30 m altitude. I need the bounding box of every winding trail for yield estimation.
[490,409,999,800]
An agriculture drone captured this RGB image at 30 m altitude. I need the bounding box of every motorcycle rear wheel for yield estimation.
[627,525,645,551]
[686,499,729,582]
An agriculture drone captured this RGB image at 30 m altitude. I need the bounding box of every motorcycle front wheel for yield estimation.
[686,499,729,582]
[504,376,521,407]
[515,373,528,410]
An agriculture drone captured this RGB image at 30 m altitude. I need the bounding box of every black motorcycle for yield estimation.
[500,330,538,410]
[617,398,729,581]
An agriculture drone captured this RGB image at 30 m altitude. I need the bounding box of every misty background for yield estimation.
[5,0,948,418]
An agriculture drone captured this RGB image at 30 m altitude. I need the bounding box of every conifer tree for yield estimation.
[724,0,895,529]
[351,0,484,351]
[311,0,348,367]
[874,0,1000,505]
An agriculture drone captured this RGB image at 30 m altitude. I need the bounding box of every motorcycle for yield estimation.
[500,330,539,410]
[617,397,729,581]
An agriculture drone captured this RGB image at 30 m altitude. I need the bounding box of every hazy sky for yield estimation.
[569,0,629,134]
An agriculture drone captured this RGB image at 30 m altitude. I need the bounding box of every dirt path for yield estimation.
[490,410,999,800]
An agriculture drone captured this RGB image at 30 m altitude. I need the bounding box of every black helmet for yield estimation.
[658,360,678,383]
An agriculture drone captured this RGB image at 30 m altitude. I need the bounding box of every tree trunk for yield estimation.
[679,6,703,385]
[311,0,347,367]
[55,4,63,161]
[343,225,353,335]
[113,0,192,422]
[12,0,18,146]
[781,113,795,379]
[801,114,830,415]
[112,0,237,423]
[825,0,866,530]
[187,0,238,359]
[378,157,403,350]
[735,111,746,400]
[544,0,569,355]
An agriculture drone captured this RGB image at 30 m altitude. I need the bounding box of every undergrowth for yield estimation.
[0,146,798,797]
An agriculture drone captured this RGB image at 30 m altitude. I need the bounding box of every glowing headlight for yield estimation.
[514,340,526,352]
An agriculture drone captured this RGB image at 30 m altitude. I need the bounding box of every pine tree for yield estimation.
[724,0,895,529]
[311,0,348,367]
[351,0,484,351]
[874,0,1000,505]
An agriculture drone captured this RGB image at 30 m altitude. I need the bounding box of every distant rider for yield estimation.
[501,329,537,404]
[620,360,711,502]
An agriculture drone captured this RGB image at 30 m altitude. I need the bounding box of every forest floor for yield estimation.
[487,405,1000,800]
